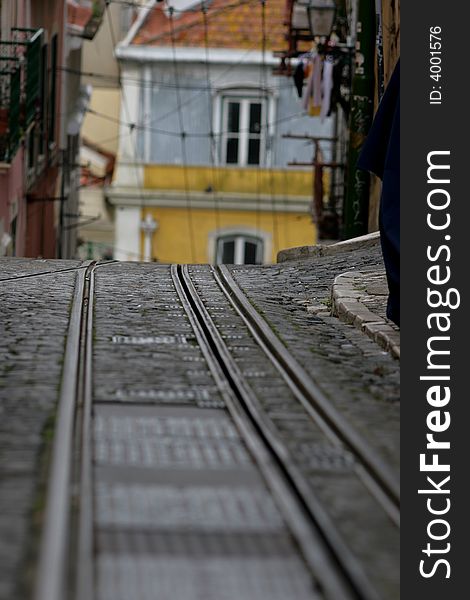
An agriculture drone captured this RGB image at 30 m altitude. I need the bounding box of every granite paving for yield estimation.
[0,252,400,600]
[0,258,82,600]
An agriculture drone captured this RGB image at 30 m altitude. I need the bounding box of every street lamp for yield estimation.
[306,0,336,38]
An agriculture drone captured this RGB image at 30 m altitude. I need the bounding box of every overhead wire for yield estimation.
[105,1,149,260]
[78,26,291,149]
[116,0,288,132]
[141,42,265,129]
[168,3,197,263]
[82,41,274,161]
[254,0,265,241]
[83,106,308,146]
[91,0,310,264]
[260,0,280,257]
[200,0,221,236]
[106,0,248,13]
[141,0,260,45]
[58,65,293,92]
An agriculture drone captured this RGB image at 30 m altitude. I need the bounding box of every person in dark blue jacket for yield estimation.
[358,59,400,325]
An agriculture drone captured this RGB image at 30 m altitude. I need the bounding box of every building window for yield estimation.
[221,97,266,166]
[216,234,263,265]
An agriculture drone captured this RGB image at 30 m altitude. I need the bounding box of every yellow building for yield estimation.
[109,164,318,264]
[109,0,334,264]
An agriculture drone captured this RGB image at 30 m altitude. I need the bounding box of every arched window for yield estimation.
[216,234,264,265]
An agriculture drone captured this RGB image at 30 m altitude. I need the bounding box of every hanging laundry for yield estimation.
[320,56,334,120]
[329,58,350,118]
[312,54,323,108]
[293,61,305,98]
[308,98,321,117]
[294,43,352,119]
[302,60,314,112]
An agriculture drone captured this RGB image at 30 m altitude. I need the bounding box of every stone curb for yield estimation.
[331,271,400,360]
[277,231,380,263]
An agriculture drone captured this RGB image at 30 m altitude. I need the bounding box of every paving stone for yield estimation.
[0,258,81,600]
[190,264,399,599]
[1,255,400,600]
[92,263,324,600]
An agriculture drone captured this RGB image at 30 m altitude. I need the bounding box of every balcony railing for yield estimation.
[0,63,21,162]
[0,28,43,163]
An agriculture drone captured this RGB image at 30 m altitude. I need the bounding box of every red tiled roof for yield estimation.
[133,0,289,50]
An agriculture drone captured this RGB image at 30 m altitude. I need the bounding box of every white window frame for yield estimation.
[221,96,267,167]
[213,85,277,168]
[207,226,272,264]
[216,233,264,264]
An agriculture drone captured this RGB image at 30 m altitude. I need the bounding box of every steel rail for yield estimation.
[215,264,400,517]
[34,262,95,600]
[174,264,380,600]
[75,264,96,600]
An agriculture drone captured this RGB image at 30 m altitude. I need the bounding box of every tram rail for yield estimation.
[32,260,398,600]
[172,264,399,600]
[34,261,96,600]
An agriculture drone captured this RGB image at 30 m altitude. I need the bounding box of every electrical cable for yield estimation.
[82,17,287,141]
[105,1,149,260]
[88,0,311,265]
[141,42,265,129]
[141,0,260,45]
[106,0,245,13]
[85,105,307,138]
[121,0,288,132]
[200,0,221,237]
[168,3,197,262]
[58,66,292,92]
[253,0,265,242]
[260,0,280,258]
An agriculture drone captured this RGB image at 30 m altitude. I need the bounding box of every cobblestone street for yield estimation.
[0,247,399,600]
[0,260,81,600]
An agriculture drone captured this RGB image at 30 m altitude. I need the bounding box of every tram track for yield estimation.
[34,261,96,600]
[32,260,398,600]
[172,264,399,600]
[214,264,400,518]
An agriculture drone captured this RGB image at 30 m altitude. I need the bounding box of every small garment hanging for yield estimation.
[320,56,334,120]
[302,60,314,111]
[295,42,351,119]
[329,58,350,118]
[293,61,305,98]
[312,54,322,108]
